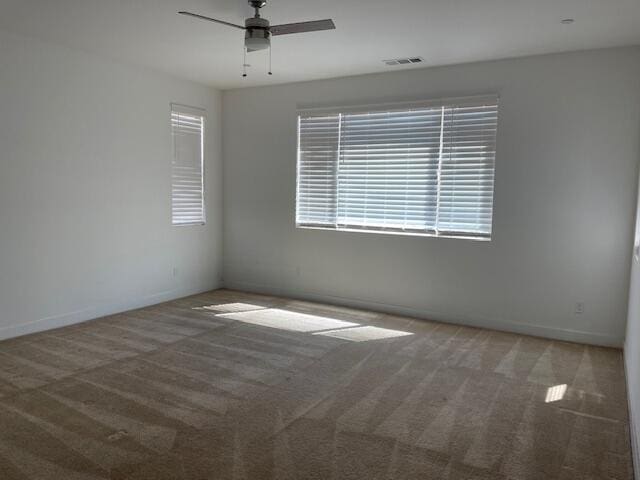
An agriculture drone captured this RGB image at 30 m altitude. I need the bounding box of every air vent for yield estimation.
[383,57,423,66]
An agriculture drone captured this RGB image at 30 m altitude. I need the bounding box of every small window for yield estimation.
[171,104,205,226]
[296,95,498,239]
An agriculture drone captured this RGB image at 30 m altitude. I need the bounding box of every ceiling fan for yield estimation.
[179,0,336,76]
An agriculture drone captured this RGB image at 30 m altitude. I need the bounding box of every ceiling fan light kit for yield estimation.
[179,0,335,77]
[244,17,270,52]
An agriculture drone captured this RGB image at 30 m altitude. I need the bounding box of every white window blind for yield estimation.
[171,104,205,226]
[296,96,498,239]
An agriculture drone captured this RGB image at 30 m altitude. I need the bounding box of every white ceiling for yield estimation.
[0,0,639,90]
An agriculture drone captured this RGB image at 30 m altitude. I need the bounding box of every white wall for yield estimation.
[222,47,640,347]
[0,28,223,341]
[626,173,640,478]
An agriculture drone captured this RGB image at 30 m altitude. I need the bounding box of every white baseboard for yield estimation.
[629,398,640,480]
[0,281,219,342]
[223,279,623,347]
[625,349,640,480]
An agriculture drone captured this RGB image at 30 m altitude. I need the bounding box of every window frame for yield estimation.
[295,95,499,241]
[170,103,206,227]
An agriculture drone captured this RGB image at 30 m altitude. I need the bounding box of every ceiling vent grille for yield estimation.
[383,57,423,66]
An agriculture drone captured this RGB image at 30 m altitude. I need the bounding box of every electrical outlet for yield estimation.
[574,302,584,315]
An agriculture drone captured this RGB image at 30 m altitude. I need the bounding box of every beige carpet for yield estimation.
[0,289,632,479]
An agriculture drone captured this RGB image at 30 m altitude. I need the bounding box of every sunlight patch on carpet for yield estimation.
[314,326,414,342]
[195,303,269,314]
[219,309,359,332]
[545,384,567,403]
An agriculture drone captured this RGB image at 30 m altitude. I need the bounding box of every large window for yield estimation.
[296,96,498,239]
[171,104,205,226]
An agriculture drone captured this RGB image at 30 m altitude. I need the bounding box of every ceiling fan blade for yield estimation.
[178,11,246,30]
[270,19,335,36]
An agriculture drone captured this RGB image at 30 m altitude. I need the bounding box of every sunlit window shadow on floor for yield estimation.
[194,303,269,314]
[545,384,567,403]
[201,306,414,341]
[219,308,359,332]
[314,325,414,342]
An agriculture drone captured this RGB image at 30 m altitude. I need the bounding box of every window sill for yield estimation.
[295,225,491,242]
[173,222,206,227]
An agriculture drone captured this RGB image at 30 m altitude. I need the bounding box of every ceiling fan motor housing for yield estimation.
[245,17,271,52]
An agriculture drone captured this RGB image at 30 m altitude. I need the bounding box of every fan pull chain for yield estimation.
[268,45,272,75]
[242,47,247,78]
